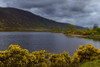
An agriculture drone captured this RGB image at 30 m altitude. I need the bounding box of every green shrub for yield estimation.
[0,45,36,67]
[71,43,100,67]
[32,50,50,67]
[49,51,71,67]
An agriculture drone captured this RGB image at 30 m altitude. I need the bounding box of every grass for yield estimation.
[81,60,100,67]
[0,28,51,32]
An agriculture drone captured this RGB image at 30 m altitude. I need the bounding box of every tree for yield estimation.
[93,24,98,30]
[96,28,100,33]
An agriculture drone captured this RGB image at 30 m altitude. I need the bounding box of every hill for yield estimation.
[0,7,84,31]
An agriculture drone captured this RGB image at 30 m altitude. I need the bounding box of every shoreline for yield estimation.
[66,34,100,41]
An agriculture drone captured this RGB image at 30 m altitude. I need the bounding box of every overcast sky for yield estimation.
[0,0,100,27]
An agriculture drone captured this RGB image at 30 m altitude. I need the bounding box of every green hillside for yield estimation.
[0,7,84,31]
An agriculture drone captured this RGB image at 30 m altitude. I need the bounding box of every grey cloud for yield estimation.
[0,0,100,27]
[5,0,65,8]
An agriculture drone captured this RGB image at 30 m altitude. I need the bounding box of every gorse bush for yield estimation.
[32,50,50,67]
[0,45,36,67]
[0,45,71,67]
[49,52,71,67]
[0,44,100,67]
[71,43,100,67]
[64,30,98,35]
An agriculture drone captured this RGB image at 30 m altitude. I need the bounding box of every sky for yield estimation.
[0,0,100,27]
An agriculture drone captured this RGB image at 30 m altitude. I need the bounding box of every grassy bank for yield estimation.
[80,35,100,41]
[0,28,51,32]
[62,30,100,41]
[81,60,100,67]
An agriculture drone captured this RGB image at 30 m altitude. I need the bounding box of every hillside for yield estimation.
[0,7,84,31]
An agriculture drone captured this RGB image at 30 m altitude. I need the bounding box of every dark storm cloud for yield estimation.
[0,0,100,27]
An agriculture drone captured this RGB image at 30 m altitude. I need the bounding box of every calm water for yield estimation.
[0,32,100,56]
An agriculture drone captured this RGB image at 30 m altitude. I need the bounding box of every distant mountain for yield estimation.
[0,7,84,31]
